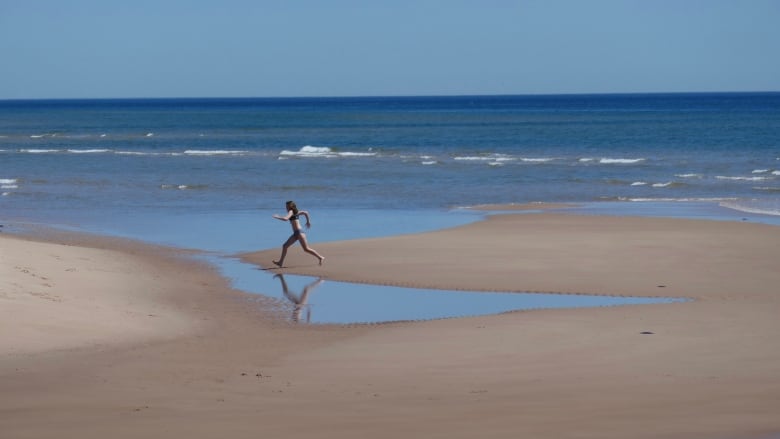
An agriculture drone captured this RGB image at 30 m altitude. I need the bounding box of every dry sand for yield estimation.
[2,212,780,439]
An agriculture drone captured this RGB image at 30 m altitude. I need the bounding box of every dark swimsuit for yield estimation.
[290,213,302,236]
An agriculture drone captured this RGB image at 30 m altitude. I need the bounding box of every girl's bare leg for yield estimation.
[274,235,298,267]
[299,234,325,265]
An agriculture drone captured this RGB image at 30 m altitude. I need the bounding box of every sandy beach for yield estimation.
[2,212,780,439]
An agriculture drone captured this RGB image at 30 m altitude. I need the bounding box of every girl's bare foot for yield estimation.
[273,260,283,268]
[319,257,324,266]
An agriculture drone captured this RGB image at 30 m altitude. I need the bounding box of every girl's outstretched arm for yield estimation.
[273,209,294,222]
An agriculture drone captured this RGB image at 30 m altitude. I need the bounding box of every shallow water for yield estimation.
[573,201,780,226]
[208,255,685,325]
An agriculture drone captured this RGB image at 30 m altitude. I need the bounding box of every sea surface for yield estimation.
[1,93,778,322]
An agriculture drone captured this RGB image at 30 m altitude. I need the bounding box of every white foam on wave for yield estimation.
[773,171,780,176]
[716,176,771,181]
[631,181,647,186]
[21,149,59,154]
[67,149,111,154]
[280,146,336,158]
[279,145,377,159]
[454,154,514,162]
[117,151,183,157]
[652,182,674,188]
[0,178,18,190]
[417,155,438,165]
[579,157,645,164]
[720,201,780,216]
[752,169,771,174]
[301,145,332,154]
[184,150,247,156]
[145,133,154,137]
[676,173,702,178]
[160,184,195,190]
[618,197,737,202]
[599,158,645,164]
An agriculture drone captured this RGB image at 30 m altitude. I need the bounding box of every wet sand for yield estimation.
[2,212,780,438]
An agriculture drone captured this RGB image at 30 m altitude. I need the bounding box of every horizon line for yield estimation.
[2,90,780,103]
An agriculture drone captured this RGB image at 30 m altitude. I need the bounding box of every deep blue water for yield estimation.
[2,93,777,323]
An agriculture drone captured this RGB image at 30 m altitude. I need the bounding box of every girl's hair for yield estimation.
[286,200,298,214]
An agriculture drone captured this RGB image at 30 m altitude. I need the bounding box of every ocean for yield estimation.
[2,93,779,222]
[1,93,778,322]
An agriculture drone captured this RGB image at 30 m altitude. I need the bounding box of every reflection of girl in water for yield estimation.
[272,200,324,268]
[274,274,323,323]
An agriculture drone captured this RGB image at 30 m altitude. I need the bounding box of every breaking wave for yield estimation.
[580,157,645,164]
[279,145,377,158]
[1,178,18,189]
[716,176,772,182]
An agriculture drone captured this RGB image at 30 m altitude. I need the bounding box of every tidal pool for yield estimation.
[209,256,686,325]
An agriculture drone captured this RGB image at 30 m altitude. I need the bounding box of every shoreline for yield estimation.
[2,207,780,438]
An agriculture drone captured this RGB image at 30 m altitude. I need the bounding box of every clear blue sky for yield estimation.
[1,0,779,99]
